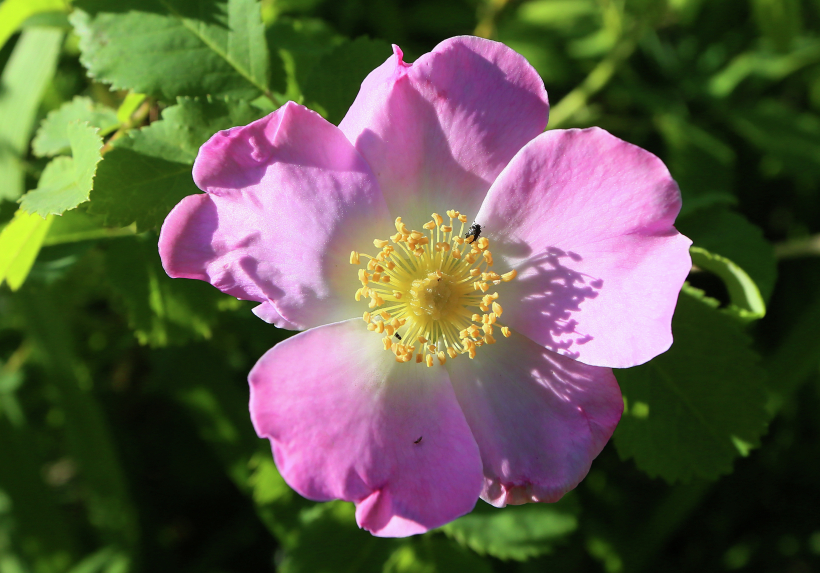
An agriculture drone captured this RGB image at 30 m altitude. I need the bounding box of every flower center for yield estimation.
[350,209,517,366]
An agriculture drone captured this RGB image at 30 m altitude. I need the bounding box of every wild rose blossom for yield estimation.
[159,36,692,537]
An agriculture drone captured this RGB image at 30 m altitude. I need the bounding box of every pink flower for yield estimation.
[159,36,691,537]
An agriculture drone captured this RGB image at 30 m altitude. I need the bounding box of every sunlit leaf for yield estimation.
[32,97,118,157]
[20,122,103,216]
[0,28,63,200]
[384,537,493,573]
[442,497,578,561]
[0,209,54,291]
[71,0,272,100]
[0,0,66,50]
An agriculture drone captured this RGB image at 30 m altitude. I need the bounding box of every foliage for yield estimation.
[1,0,820,571]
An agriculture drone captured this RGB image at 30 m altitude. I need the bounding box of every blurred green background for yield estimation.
[1,0,820,571]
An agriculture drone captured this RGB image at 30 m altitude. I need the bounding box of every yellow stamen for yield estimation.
[352,208,518,365]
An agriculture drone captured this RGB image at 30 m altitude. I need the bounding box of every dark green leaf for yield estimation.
[89,97,263,230]
[265,17,343,102]
[655,114,737,217]
[614,289,769,482]
[279,501,398,573]
[105,236,226,346]
[302,36,392,124]
[71,0,271,100]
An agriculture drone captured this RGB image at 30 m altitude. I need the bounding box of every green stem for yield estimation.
[548,37,637,129]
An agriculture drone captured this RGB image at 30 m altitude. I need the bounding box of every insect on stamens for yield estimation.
[465,222,482,243]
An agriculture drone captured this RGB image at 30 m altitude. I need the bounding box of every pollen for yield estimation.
[351,209,518,365]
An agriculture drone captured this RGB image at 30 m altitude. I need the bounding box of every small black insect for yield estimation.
[465,222,482,243]
[414,436,423,444]
[394,332,402,340]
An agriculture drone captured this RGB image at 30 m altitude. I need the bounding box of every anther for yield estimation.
[350,251,360,264]
[501,326,511,337]
[374,239,389,248]
[432,213,443,226]
[492,302,503,316]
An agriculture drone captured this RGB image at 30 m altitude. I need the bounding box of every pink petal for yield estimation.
[339,37,548,222]
[252,301,299,330]
[158,102,393,330]
[447,329,622,507]
[476,128,692,368]
[249,320,483,537]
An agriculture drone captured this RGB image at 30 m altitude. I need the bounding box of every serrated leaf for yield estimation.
[32,96,118,157]
[613,290,769,482]
[89,97,264,230]
[302,36,392,124]
[0,28,63,200]
[70,0,270,101]
[441,497,578,561]
[677,207,777,303]
[20,122,103,216]
[0,209,54,291]
[689,246,765,321]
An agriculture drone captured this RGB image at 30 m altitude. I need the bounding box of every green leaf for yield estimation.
[0,0,66,51]
[708,40,820,98]
[614,290,769,482]
[265,17,344,103]
[32,96,118,157]
[0,209,54,291]
[279,501,397,573]
[729,100,820,189]
[71,0,271,101]
[20,122,103,216]
[676,207,777,303]
[689,246,766,321]
[655,114,737,217]
[441,497,578,561]
[42,210,135,246]
[383,537,494,573]
[302,36,392,124]
[104,236,225,346]
[89,97,263,230]
[0,28,64,200]
[15,288,139,553]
